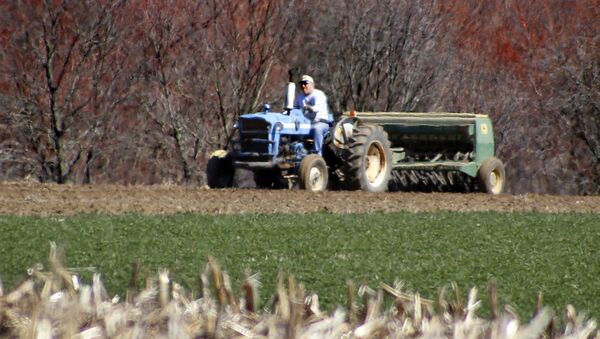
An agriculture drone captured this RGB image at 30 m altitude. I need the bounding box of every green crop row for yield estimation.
[1,212,598,320]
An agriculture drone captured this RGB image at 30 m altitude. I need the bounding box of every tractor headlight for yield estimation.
[233,121,239,129]
[274,122,284,132]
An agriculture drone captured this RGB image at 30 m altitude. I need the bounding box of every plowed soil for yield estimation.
[0,181,598,215]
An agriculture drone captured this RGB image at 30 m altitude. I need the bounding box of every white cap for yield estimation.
[300,75,314,84]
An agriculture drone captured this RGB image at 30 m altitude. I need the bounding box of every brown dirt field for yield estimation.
[0,181,598,215]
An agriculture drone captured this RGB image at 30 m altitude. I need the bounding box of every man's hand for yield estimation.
[303,105,316,120]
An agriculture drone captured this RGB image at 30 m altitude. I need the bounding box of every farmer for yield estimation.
[294,74,331,156]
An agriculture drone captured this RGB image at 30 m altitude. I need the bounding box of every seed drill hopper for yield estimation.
[331,111,505,193]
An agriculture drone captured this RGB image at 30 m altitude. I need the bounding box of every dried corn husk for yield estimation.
[0,252,597,338]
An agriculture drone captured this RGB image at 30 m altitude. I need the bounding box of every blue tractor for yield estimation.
[206,81,394,192]
[207,103,332,191]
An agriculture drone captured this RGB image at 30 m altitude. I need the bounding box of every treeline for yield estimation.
[0,0,598,194]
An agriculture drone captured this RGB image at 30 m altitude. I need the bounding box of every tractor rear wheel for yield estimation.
[299,154,328,192]
[206,150,234,188]
[341,123,392,192]
[478,157,506,194]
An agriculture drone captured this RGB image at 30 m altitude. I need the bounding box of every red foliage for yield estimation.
[439,0,600,194]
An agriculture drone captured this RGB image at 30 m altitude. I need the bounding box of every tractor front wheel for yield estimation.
[206,150,234,188]
[299,154,328,192]
[478,157,506,194]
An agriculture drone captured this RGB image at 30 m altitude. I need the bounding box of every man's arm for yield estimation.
[310,90,329,120]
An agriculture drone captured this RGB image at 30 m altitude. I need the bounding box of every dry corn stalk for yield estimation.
[0,250,597,338]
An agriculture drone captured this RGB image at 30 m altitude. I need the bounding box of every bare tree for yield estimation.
[134,0,216,183]
[132,0,302,184]
[289,0,449,115]
[200,0,303,150]
[436,0,599,194]
[0,0,134,183]
[542,1,600,193]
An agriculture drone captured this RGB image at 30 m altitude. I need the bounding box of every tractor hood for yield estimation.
[237,108,311,135]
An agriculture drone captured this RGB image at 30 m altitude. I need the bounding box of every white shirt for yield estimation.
[295,88,330,122]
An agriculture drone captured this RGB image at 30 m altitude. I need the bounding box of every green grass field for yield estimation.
[1,212,599,320]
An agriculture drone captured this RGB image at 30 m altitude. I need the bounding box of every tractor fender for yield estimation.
[332,116,359,149]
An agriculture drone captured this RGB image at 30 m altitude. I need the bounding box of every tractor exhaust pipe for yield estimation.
[285,68,298,113]
[285,82,295,112]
